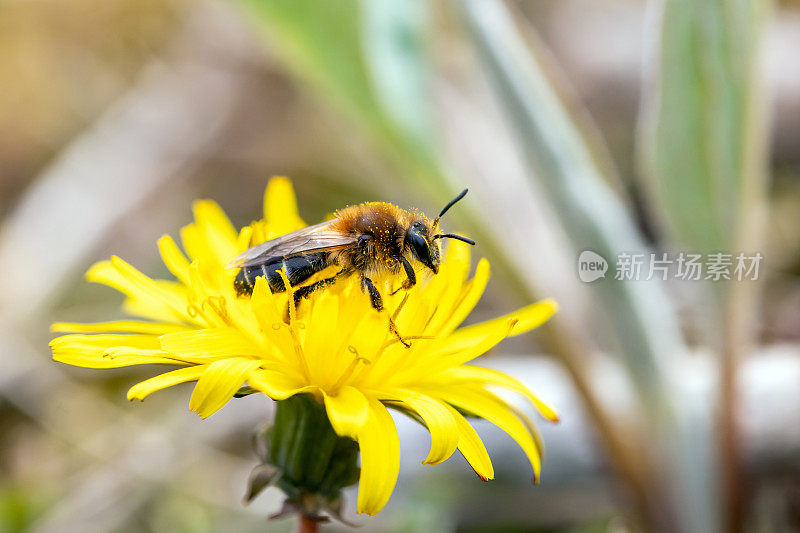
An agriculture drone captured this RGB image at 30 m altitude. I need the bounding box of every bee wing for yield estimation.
[226,221,357,269]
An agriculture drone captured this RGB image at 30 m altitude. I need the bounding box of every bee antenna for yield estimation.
[433,189,468,227]
[433,233,475,245]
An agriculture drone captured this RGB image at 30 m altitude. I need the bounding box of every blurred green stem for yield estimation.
[718,8,770,529]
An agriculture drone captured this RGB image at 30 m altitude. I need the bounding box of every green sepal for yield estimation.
[249,393,360,522]
[234,385,258,398]
[243,463,282,504]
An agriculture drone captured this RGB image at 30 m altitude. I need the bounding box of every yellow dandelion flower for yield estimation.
[51,177,558,517]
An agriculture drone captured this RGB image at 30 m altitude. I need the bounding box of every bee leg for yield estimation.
[360,276,384,311]
[362,276,411,349]
[391,257,416,295]
[388,319,411,349]
[290,271,345,311]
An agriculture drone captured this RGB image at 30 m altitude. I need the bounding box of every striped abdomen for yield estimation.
[234,252,329,296]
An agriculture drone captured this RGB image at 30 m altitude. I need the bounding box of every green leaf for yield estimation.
[238,0,434,165]
[238,0,380,124]
[361,0,433,150]
[638,0,769,253]
[459,0,684,402]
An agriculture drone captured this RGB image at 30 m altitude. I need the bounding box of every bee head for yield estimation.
[406,220,440,274]
[406,189,475,275]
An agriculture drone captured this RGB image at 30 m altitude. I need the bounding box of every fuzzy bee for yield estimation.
[227,189,474,340]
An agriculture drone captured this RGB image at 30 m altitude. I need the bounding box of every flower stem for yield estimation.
[297,516,319,533]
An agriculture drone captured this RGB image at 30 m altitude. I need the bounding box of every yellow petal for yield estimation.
[333,285,380,365]
[248,369,314,400]
[435,258,490,335]
[193,200,239,253]
[50,334,178,368]
[183,261,229,328]
[305,291,339,382]
[122,295,189,324]
[157,234,191,285]
[181,200,238,267]
[441,238,472,285]
[249,277,298,366]
[188,358,261,418]
[87,257,190,323]
[160,328,263,359]
[49,333,161,351]
[422,241,473,333]
[399,318,512,380]
[53,351,179,368]
[445,299,557,353]
[264,176,305,236]
[51,321,189,335]
[349,307,388,367]
[328,285,373,368]
[112,256,189,311]
[236,225,253,254]
[127,366,207,401]
[356,396,400,516]
[433,386,542,482]
[383,389,458,465]
[443,403,494,481]
[322,386,369,439]
[103,347,172,359]
[249,220,266,247]
[442,365,559,422]
[506,401,546,461]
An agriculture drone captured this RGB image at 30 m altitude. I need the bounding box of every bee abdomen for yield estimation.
[234,253,328,297]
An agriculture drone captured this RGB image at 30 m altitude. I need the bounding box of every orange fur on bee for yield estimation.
[329,202,431,276]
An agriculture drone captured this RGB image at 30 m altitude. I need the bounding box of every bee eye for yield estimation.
[412,222,423,230]
[406,226,436,272]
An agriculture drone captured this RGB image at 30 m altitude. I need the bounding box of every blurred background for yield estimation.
[0,0,798,531]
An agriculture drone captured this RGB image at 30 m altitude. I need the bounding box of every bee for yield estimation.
[227,189,474,343]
